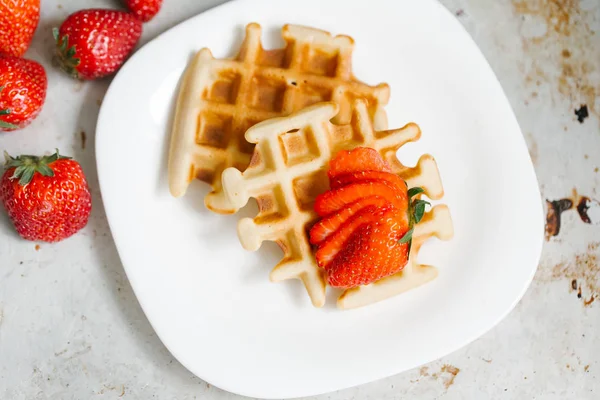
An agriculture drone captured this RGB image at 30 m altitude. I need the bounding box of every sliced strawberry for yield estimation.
[315,205,384,268]
[314,181,408,217]
[331,170,407,190]
[325,208,410,288]
[328,147,391,180]
[309,196,390,245]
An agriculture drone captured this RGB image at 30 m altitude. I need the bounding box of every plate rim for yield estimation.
[95,0,545,397]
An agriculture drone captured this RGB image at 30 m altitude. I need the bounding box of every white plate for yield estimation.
[96,0,544,398]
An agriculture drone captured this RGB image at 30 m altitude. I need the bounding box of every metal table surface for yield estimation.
[0,0,598,399]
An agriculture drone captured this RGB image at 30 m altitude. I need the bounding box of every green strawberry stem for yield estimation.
[0,86,19,130]
[52,28,81,79]
[399,186,431,248]
[3,150,71,186]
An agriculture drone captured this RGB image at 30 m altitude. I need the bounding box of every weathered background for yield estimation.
[0,0,599,399]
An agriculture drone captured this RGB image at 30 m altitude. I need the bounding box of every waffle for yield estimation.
[168,22,390,213]
[221,100,452,307]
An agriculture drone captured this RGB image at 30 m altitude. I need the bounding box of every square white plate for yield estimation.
[96,0,544,398]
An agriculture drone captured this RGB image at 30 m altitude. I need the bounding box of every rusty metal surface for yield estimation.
[0,0,598,399]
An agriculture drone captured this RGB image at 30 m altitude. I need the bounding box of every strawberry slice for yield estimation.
[325,208,410,288]
[315,205,384,268]
[314,181,408,217]
[331,170,407,190]
[328,147,391,179]
[309,196,391,245]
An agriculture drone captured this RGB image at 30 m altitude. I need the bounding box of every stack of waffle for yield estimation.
[168,23,454,309]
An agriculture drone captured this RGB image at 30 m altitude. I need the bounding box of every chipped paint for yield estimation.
[538,242,599,307]
[545,191,600,240]
[545,198,573,239]
[575,104,589,123]
[512,0,600,123]
[440,365,461,389]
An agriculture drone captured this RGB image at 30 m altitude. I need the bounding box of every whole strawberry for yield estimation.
[0,56,47,131]
[53,9,143,80]
[124,0,164,22]
[0,151,92,242]
[0,0,40,57]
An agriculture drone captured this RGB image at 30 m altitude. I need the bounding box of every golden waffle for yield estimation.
[168,22,390,213]
[221,100,452,307]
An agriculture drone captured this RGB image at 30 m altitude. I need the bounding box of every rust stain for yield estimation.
[419,366,430,377]
[539,242,599,307]
[584,365,590,372]
[35,244,40,251]
[440,364,460,389]
[545,191,599,239]
[577,196,592,223]
[512,0,599,123]
[575,104,589,123]
[525,132,538,164]
[80,131,87,150]
[545,198,573,239]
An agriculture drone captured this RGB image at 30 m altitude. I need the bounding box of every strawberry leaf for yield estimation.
[53,29,82,79]
[2,150,67,185]
[399,228,414,244]
[0,87,19,130]
[19,168,35,186]
[413,199,430,224]
[0,120,19,130]
[408,187,424,198]
[398,187,430,247]
[37,164,55,177]
[10,166,26,180]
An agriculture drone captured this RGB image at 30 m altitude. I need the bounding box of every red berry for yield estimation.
[53,9,143,80]
[309,147,413,289]
[0,56,47,131]
[124,0,164,22]
[325,208,410,288]
[314,205,384,268]
[309,196,390,245]
[0,0,40,57]
[314,181,408,217]
[328,147,391,180]
[331,170,407,190]
[0,151,92,242]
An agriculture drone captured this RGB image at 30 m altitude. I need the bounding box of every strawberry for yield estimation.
[53,9,143,80]
[314,181,408,216]
[308,147,431,289]
[124,0,164,22]
[328,147,391,179]
[0,0,40,57]
[315,205,386,268]
[331,170,407,190]
[0,56,47,131]
[325,208,410,288]
[309,197,390,245]
[0,150,92,242]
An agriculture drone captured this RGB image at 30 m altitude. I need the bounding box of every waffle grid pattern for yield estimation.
[222,100,452,307]
[168,23,390,213]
